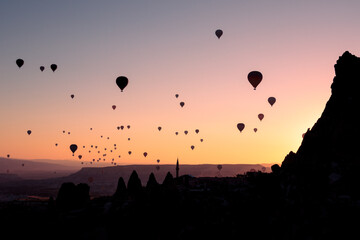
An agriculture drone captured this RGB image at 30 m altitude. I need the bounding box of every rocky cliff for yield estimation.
[280,51,360,197]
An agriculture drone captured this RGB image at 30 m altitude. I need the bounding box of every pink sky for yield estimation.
[1,1,360,166]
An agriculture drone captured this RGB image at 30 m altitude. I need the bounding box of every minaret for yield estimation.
[176,158,179,178]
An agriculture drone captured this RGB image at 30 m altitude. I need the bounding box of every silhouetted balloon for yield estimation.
[200,139,203,142]
[7,154,10,158]
[70,144,78,156]
[112,105,116,110]
[158,126,162,131]
[128,138,130,141]
[117,126,120,130]
[175,94,179,98]
[237,123,245,132]
[50,64,57,72]
[175,132,178,135]
[90,128,92,130]
[268,97,276,106]
[215,29,223,39]
[258,114,264,121]
[78,155,82,160]
[191,145,195,150]
[63,130,65,133]
[180,102,185,108]
[128,151,132,155]
[248,71,263,90]
[22,164,24,167]
[157,159,160,163]
[27,130,32,135]
[254,128,258,133]
[68,132,70,135]
[71,94,74,99]
[120,126,124,130]
[16,59,24,68]
[184,130,188,135]
[195,129,199,134]
[143,152,148,157]
[127,125,130,129]
[116,76,128,92]
[55,143,58,146]
[217,165,222,171]
[40,66,45,72]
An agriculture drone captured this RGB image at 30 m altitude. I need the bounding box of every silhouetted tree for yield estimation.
[56,182,89,210]
[271,164,281,175]
[146,172,159,189]
[113,177,127,200]
[127,170,142,198]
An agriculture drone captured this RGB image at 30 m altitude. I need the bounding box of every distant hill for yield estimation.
[0,158,80,179]
[0,163,266,197]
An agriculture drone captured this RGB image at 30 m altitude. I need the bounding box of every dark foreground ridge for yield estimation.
[1,52,360,239]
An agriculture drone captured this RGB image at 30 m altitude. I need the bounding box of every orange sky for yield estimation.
[1,1,360,166]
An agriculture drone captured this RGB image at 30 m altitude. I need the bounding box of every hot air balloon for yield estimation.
[27,130,32,135]
[175,132,178,135]
[112,105,116,110]
[70,144,78,156]
[200,139,203,142]
[157,159,160,163]
[68,132,70,135]
[248,71,263,90]
[258,114,264,121]
[63,130,65,133]
[215,29,223,39]
[120,126,124,130]
[143,152,148,157]
[158,126,162,131]
[90,128,93,130]
[180,102,185,108]
[22,164,25,167]
[195,129,199,134]
[184,130,188,135]
[117,126,120,130]
[55,143,58,146]
[237,123,245,133]
[16,59,24,68]
[71,94,74,99]
[7,154,10,158]
[254,128,258,133]
[268,97,276,106]
[78,155,82,160]
[191,145,195,150]
[116,76,128,92]
[175,94,179,98]
[217,165,222,171]
[128,138,131,141]
[40,66,45,72]
[50,64,57,72]
[127,125,130,129]
[128,151,132,155]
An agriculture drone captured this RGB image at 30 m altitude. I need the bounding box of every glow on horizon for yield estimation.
[1,1,360,166]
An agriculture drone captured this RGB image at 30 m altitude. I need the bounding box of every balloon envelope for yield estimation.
[191,145,195,150]
[16,59,24,68]
[71,94,74,99]
[50,64,57,72]
[158,126,162,131]
[254,128,258,133]
[237,123,245,132]
[258,114,264,121]
[215,29,223,39]
[112,105,116,110]
[143,152,148,157]
[268,97,276,106]
[217,165,222,171]
[27,130,31,135]
[195,129,199,134]
[180,102,185,108]
[70,144,78,156]
[184,130,188,135]
[116,76,128,92]
[175,94,179,98]
[40,66,45,72]
[248,71,263,90]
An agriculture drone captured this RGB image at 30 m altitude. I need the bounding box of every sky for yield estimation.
[1,0,360,166]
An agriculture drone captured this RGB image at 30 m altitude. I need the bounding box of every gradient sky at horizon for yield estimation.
[1,1,360,166]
